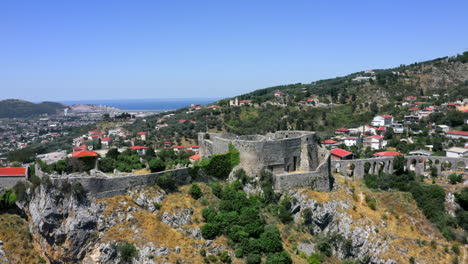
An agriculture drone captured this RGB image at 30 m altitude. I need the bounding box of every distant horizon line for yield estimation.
[0,97,222,103]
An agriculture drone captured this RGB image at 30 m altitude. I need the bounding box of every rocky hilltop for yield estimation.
[0,173,462,264]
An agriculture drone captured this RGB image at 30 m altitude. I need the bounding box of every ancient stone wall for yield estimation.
[43,168,190,199]
[0,176,26,190]
[274,154,332,191]
[199,131,325,176]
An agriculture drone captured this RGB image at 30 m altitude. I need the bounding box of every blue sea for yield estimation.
[59,98,219,111]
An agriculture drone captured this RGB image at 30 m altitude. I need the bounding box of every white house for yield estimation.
[445,131,468,140]
[344,137,361,147]
[351,125,377,136]
[363,135,384,150]
[434,125,449,133]
[446,147,468,158]
[371,115,394,127]
[391,123,404,134]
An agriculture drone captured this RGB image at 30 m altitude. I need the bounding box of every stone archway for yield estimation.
[364,162,371,175]
[347,163,355,177]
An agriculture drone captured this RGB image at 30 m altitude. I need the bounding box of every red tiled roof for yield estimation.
[335,128,350,132]
[409,107,419,111]
[130,146,148,150]
[189,154,200,161]
[345,137,358,140]
[321,140,337,144]
[101,137,112,141]
[380,115,393,118]
[90,134,100,138]
[191,145,200,148]
[414,102,424,105]
[330,148,353,158]
[72,150,98,158]
[447,103,459,106]
[137,131,148,135]
[378,127,386,131]
[307,98,315,102]
[366,135,383,140]
[239,100,250,103]
[173,146,184,149]
[447,131,468,136]
[0,167,27,176]
[373,151,403,157]
[423,107,434,111]
[164,141,171,144]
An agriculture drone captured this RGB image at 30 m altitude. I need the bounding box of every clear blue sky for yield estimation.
[1,0,467,101]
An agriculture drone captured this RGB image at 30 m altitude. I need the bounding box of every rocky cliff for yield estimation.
[2,176,462,264]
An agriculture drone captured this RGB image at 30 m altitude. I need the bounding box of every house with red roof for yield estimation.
[72,150,98,158]
[363,135,384,150]
[371,115,394,126]
[137,131,148,141]
[321,139,339,149]
[404,96,417,101]
[191,145,200,153]
[0,167,28,189]
[208,105,222,109]
[164,141,172,148]
[446,131,468,140]
[101,137,112,148]
[335,128,350,135]
[274,90,287,97]
[418,107,435,119]
[344,137,361,147]
[189,153,200,162]
[239,100,251,106]
[130,146,148,155]
[330,148,353,160]
[173,145,184,153]
[373,151,403,157]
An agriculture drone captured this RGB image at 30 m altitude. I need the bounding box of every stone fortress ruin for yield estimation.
[198,131,334,191]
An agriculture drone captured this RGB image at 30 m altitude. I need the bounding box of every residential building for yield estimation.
[129,146,148,155]
[391,123,404,134]
[363,135,384,150]
[344,137,361,147]
[445,131,468,140]
[371,115,394,126]
[446,147,468,158]
[330,148,353,160]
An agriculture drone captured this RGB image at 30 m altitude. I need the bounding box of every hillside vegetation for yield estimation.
[0,99,66,118]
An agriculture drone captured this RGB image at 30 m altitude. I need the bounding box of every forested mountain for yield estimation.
[224,52,468,106]
[0,99,66,118]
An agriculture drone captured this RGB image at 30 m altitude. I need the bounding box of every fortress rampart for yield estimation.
[199,131,334,191]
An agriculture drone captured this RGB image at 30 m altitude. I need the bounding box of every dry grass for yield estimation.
[289,175,454,263]
[97,184,246,263]
[0,214,43,264]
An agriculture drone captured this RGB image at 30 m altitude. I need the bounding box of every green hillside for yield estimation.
[0,99,66,118]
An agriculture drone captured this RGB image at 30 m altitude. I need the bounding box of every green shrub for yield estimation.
[303,208,313,225]
[117,242,138,263]
[149,159,165,173]
[154,173,176,192]
[246,253,261,264]
[0,189,17,211]
[265,251,292,264]
[13,181,28,202]
[307,253,325,264]
[448,173,463,185]
[201,223,220,239]
[189,183,203,200]
[452,244,460,255]
[365,195,377,210]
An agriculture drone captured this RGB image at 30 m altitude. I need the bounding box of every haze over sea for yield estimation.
[59,98,219,111]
